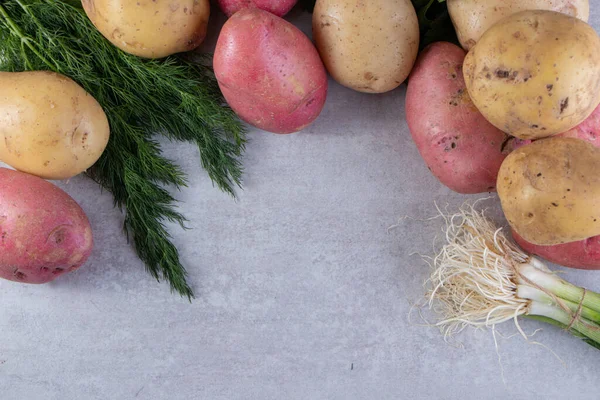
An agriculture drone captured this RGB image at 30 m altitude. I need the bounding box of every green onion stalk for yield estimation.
[425,205,600,350]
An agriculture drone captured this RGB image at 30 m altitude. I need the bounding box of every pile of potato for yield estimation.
[211,0,421,133]
[405,0,600,270]
[0,71,107,283]
[5,0,600,284]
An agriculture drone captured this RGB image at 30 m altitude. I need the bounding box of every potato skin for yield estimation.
[513,230,600,270]
[0,168,93,284]
[214,8,328,134]
[217,0,298,17]
[82,0,210,59]
[313,0,419,93]
[463,10,600,140]
[0,71,110,180]
[406,42,510,194]
[448,0,589,50]
[497,137,600,245]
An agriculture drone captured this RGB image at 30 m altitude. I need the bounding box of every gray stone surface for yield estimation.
[2,5,600,400]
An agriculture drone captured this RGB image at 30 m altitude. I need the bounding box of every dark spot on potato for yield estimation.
[364,72,375,81]
[513,31,521,39]
[486,73,492,79]
[552,202,559,207]
[531,124,539,129]
[567,188,571,191]
[546,84,553,94]
[537,173,542,177]
[537,96,543,105]
[47,225,69,246]
[52,268,64,275]
[321,22,331,28]
[40,266,49,273]
[451,142,456,149]
[560,97,569,113]
[527,212,534,218]
[54,231,65,244]
[495,69,510,79]
[13,270,26,280]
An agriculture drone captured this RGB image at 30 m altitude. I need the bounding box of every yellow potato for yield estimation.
[82,0,210,59]
[497,137,600,245]
[0,71,110,180]
[463,10,600,140]
[448,0,589,50]
[312,0,419,93]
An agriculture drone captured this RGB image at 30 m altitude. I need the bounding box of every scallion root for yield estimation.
[425,203,600,350]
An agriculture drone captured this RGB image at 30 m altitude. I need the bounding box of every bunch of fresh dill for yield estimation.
[0,0,247,299]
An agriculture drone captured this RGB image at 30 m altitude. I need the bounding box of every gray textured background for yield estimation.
[2,5,600,400]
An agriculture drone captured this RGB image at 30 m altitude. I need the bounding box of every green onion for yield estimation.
[425,205,600,350]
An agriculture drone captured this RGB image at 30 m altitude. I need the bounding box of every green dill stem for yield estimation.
[518,261,600,315]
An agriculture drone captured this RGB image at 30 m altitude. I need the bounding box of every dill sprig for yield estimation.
[0,0,247,299]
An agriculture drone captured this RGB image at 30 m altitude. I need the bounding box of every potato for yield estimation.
[0,71,110,180]
[448,0,589,50]
[510,105,600,266]
[214,8,328,134]
[463,10,600,140]
[513,230,600,270]
[82,0,210,59]
[313,0,419,93]
[406,42,511,194]
[497,137,600,245]
[217,0,298,17]
[0,168,93,284]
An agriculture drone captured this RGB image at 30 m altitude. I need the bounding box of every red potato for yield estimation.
[0,168,93,284]
[217,0,298,17]
[213,8,328,134]
[513,230,600,270]
[405,42,510,194]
